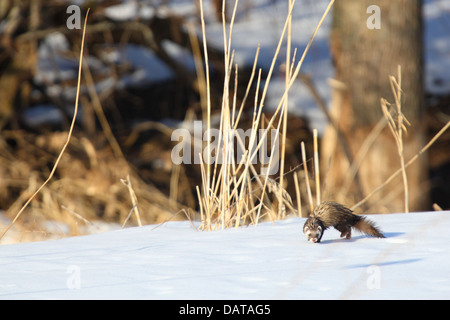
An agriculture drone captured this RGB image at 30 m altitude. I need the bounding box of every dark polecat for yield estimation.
[303,201,385,243]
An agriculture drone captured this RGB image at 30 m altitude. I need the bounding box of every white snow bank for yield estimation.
[0,211,449,299]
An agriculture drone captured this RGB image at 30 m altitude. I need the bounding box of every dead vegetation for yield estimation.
[0,0,449,243]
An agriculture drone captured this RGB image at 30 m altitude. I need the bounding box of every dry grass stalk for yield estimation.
[301,141,314,212]
[313,129,321,205]
[121,174,142,227]
[196,0,334,230]
[198,0,212,217]
[0,9,91,241]
[380,66,410,212]
[278,0,295,219]
[61,205,94,227]
[170,164,181,207]
[293,171,302,217]
[82,62,124,160]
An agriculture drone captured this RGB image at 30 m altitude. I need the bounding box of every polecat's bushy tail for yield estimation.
[354,218,385,238]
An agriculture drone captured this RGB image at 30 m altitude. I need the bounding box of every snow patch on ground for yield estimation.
[1,211,449,299]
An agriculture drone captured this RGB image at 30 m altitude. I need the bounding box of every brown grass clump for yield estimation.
[0,130,185,242]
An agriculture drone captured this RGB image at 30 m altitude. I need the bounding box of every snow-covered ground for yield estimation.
[4,0,449,301]
[1,211,449,299]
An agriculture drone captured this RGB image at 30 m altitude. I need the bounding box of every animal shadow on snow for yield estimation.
[319,232,405,244]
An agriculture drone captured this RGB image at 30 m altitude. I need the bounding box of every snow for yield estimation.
[7,0,450,301]
[1,211,450,299]
[104,0,140,21]
[22,105,64,128]
[424,0,450,94]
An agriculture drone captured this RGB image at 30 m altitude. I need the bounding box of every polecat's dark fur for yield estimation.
[303,201,385,243]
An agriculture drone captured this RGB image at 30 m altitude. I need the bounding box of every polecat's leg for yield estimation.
[338,228,352,239]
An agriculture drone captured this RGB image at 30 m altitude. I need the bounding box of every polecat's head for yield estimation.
[303,217,324,243]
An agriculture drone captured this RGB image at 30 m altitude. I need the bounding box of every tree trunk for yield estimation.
[323,0,429,213]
